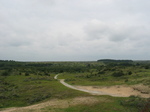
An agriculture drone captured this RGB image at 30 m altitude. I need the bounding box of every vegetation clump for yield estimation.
[120,96,150,112]
[112,71,125,77]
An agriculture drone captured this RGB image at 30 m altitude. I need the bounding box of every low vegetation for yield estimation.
[0,60,150,112]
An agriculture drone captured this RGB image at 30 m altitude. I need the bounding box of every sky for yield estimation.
[0,0,150,61]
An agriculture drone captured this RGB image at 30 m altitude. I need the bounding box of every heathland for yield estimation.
[0,60,150,112]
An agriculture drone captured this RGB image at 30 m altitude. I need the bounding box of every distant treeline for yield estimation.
[0,60,15,62]
[97,59,133,63]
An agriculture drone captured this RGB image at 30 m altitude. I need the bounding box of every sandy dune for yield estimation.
[75,85,150,98]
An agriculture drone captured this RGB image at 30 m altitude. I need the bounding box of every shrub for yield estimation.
[128,71,132,75]
[125,79,128,82]
[144,65,149,69]
[1,71,9,76]
[112,71,125,77]
[98,71,105,74]
[25,72,30,76]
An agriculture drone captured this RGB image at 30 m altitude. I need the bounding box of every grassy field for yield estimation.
[0,60,150,112]
[0,74,90,108]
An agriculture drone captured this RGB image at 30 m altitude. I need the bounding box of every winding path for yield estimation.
[54,74,123,97]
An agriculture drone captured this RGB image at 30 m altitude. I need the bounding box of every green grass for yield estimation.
[0,74,90,108]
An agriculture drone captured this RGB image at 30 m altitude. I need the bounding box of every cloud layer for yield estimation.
[0,0,150,61]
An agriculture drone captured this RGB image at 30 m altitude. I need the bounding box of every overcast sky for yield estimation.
[0,0,150,61]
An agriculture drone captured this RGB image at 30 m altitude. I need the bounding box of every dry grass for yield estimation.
[1,97,100,112]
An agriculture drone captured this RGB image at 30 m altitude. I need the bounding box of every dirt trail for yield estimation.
[75,85,150,98]
[59,79,121,97]
[56,74,150,98]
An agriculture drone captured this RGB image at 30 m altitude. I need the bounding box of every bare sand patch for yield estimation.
[69,97,100,106]
[75,84,150,98]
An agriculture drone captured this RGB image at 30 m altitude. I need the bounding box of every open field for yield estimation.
[0,60,150,112]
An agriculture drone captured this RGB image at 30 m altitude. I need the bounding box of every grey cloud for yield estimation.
[109,35,126,42]
[57,34,75,46]
[84,19,149,44]
[0,0,150,61]
[108,28,133,42]
[82,18,150,60]
[0,35,32,47]
[84,20,110,40]
[33,0,55,6]
[9,43,27,47]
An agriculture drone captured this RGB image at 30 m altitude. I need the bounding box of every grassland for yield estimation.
[0,74,91,108]
[0,60,150,112]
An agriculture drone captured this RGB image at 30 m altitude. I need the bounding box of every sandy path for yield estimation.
[56,75,150,98]
[54,74,59,79]
[59,79,121,97]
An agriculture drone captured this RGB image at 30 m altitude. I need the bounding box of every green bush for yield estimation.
[25,72,30,76]
[112,71,125,77]
[128,71,132,75]
[1,71,9,76]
